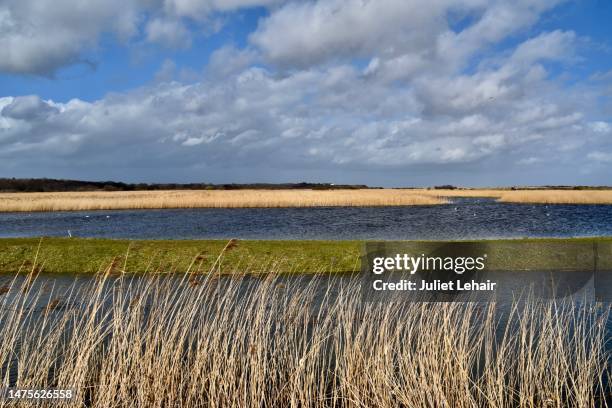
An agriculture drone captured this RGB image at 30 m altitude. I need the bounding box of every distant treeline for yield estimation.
[0,178,370,192]
[1,179,609,193]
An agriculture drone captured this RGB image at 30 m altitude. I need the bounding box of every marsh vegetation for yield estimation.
[1,188,612,212]
[433,189,612,204]
[0,258,610,407]
[0,189,446,212]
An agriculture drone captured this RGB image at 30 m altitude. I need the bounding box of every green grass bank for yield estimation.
[0,238,362,275]
[0,237,610,275]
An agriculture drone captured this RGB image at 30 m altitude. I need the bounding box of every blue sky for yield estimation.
[1,0,611,186]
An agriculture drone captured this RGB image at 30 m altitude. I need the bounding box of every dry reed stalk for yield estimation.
[418,188,612,204]
[0,189,446,212]
[0,258,609,407]
[3,188,612,212]
[496,190,612,204]
[416,189,505,198]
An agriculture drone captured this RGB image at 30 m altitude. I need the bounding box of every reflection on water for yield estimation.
[0,272,609,339]
[1,198,612,240]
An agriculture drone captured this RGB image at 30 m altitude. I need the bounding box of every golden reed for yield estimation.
[420,188,612,203]
[0,255,609,408]
[0,189,446,212]
[1,188,612,212]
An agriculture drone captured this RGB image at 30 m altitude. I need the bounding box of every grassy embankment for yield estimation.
[0,237,610,275]
[0,238,361,275]
[1,188,612,212]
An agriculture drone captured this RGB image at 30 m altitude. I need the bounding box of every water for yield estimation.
[1,198,612,240]
[0,273,607,354]
[1,199,611,400]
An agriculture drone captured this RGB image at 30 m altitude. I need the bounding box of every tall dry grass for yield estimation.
[417,188,612,204]
[495,190,612,204]
[0,253,609,407]
[0,189,446,212]
[2,188,612,212]
[418,189,505,198]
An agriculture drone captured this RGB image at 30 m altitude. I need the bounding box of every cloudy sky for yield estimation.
[1,0,611,186]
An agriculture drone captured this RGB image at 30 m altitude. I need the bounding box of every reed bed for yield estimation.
[418,189,505,198]
[417,188,612,204]
[0,256,609,407]
[0,189,446,212]
[2,188,612,212]
[495,190,612,204]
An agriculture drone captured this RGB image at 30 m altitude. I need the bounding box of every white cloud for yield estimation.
[0,0,281,75]
[250,0,455,68]
[1,0,609,185]
[146,18,192,48]
[182,137,206,146]
[438,0,564,63]
[511,30,576,65]
[0,56,603,177]
[1,96,59,121]
[589,121,611,134]
[518,157,543,165]
[154,59,179,83]
[588,152,612,163]
[0,0,141,75]
[251,0,564,72]
[205,46,259,79]
[162,0,281,19]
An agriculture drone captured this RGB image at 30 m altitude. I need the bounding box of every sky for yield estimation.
[0,0,611,187]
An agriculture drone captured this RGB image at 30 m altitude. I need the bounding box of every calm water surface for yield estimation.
[1,198,612,239]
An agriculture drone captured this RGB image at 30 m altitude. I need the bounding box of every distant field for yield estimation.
[1,188,612,212]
